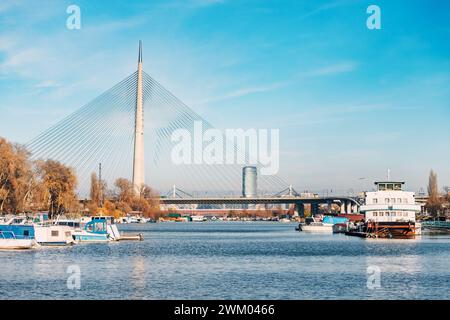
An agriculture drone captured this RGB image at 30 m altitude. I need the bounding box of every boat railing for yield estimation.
[0,231,17,239]
[421,220,450,230]
[0,230,34,240]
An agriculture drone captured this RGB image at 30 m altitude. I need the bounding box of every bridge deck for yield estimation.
[159,196,360,205]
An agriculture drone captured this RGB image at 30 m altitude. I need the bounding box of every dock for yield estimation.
[118,233,144,241]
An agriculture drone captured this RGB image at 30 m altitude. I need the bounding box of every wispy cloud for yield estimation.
[198,81,288,104]
[34,80,62,89]
[299,0,359,21]
[197,61,359,104]
[303,61,359,77]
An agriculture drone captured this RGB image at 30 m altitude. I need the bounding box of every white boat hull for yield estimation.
[71,230,109,243]
[300,224,334,233]
[191,216,206,222]
[0,238,38,250]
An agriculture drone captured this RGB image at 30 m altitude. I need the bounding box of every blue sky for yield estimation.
[0,0,449,192]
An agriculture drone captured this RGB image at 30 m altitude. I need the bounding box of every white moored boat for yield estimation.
[34,224,75,246]
[0,218,39,250]
[0,237,37,250]
[358,180,422,238]
[191,215,206,222]
[298,217,334,233]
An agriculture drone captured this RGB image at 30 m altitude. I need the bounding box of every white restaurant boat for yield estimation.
[359,180,422,238]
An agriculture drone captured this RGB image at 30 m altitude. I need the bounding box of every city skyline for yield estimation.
[0,0,449,193]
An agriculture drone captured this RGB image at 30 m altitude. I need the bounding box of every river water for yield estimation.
[1,222,449,300]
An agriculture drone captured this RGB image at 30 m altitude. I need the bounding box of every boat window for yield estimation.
[392,212,396,217]
[24,230,29,236]
[379,212,384,217]
[394,183,402,190]
[397,198,402,204]
[51,231,59,237]
[403,198,408,204]
[385,212,390,217]
[373,212,378,217]
[403,212,408,217]
[373,198,378,204]
[385,198,390,204]
[387,184,394,190]
[378,184,386,191]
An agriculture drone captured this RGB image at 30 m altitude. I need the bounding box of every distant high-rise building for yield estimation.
[242,166,257,198]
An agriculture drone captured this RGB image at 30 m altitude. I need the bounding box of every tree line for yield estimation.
[88,174,160,219]
[0,136,160,219]
[0,137,78,218]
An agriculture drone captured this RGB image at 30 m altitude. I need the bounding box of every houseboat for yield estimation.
[355,180,421,238]
[34,223,75,246]
[0,217,38,250]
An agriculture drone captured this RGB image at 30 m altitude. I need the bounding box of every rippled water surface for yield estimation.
[1,222,450,300]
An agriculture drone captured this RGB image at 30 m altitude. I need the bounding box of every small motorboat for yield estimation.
[297,217,334,233]
[71,216,121,242]
[72,219,110,243]
[0,234,38,249]
[332,223,348,233]
[191,215,206,222]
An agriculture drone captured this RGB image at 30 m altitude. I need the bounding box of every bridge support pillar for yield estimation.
[296,203,305,217]
[311,203,319,216]
[327,201,332,214]
[346,201,352,214]
[340,201,346,214]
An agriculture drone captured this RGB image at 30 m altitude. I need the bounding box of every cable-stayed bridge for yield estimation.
[26,42,288,196]
[25,42,361,213]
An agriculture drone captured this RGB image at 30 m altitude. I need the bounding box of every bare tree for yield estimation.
[426,169,443,217]
[0,138,34,214]
[36,159,78,219]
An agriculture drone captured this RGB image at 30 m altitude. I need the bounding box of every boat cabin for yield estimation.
[360,181,421,223]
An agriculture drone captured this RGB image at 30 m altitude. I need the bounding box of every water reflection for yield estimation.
[364,240,423,299]
[130,256,147,299]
